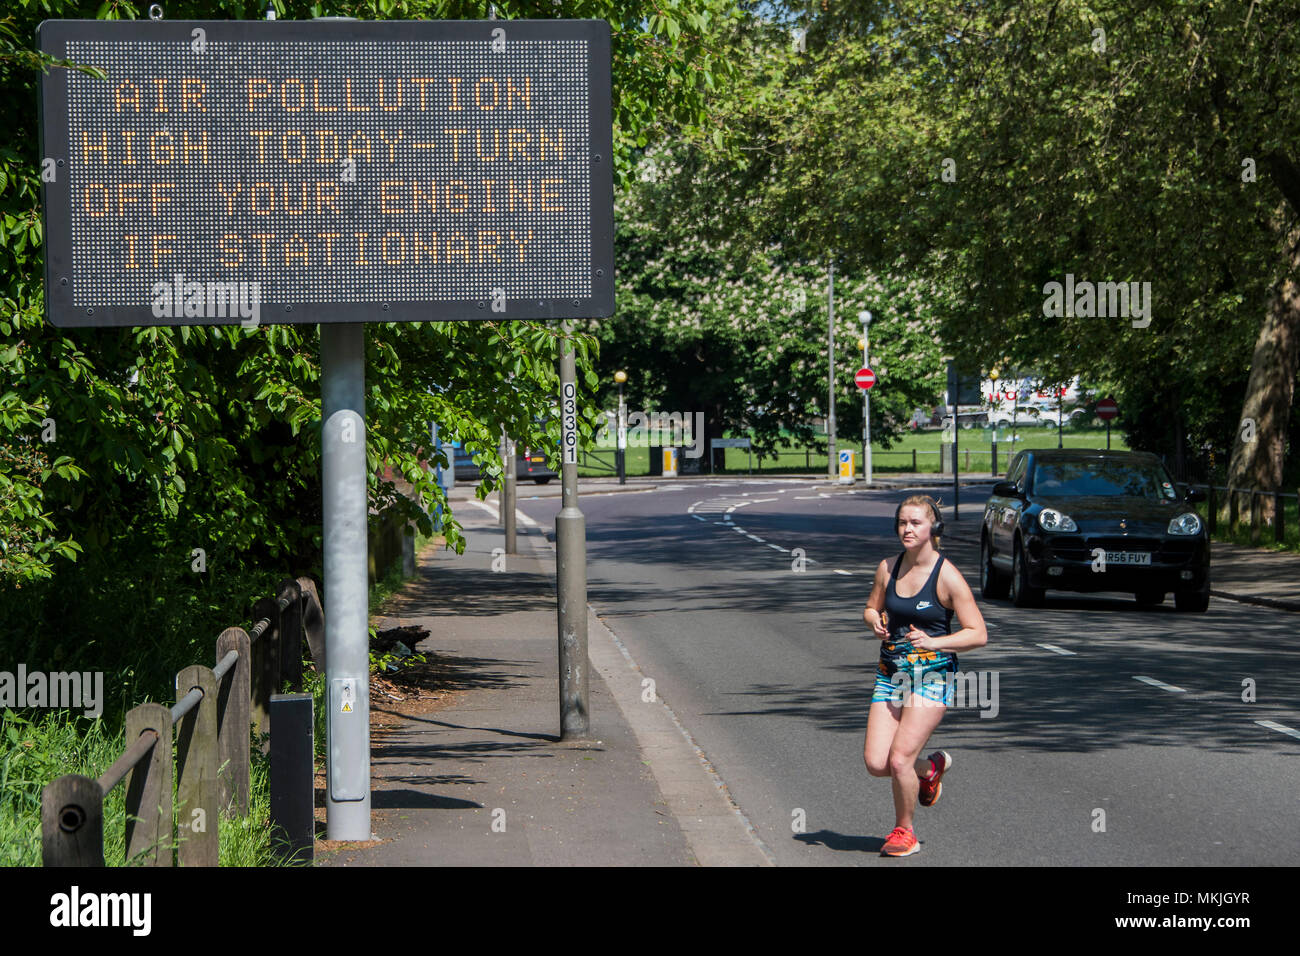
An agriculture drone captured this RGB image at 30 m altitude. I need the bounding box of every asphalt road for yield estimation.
[514,478,1300,866]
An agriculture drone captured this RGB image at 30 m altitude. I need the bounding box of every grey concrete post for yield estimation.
[321,323,371,840]
[504,430,517,554]
[557,324,589,738]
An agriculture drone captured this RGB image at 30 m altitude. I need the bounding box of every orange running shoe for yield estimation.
[880,826,919,857]
[918,750,952,808]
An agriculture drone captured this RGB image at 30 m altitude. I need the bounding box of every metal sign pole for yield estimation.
[556,322,589,738]
[321,322,371,840]
[954,399,960,520]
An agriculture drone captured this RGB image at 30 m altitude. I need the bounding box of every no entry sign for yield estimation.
[855,367,875,390]
[1096,397,1119,420]
[37,18,614,327]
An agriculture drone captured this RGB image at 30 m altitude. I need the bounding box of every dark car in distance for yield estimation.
[980,449,1210,611]
[453,444,558,484]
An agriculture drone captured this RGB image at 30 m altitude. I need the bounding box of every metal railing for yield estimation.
[1191,484,1298,546]
[40,576,325,866]
[578,448,617,474]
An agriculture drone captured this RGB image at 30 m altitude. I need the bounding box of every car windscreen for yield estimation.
[1031,460,1178,499]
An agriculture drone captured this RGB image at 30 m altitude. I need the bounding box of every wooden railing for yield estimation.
[40,576,325,866]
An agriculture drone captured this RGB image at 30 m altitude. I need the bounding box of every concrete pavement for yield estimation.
[315,482,772,867]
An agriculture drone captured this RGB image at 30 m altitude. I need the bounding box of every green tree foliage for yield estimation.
[594,148,951,456]
[657,1,1298,484]
[0,0,736,592]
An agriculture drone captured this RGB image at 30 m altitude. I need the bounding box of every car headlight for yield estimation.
[1038,508,1078,532]
[1168,512,1203,535]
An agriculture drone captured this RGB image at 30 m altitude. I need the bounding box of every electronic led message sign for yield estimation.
[37,18,614,327]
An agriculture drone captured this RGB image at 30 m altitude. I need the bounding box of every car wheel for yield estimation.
[1174,581,1210,612]
[534,477,552,485]
[1010,540,1044,608]
[980,535,1010,599]
[1134,589,1166,607]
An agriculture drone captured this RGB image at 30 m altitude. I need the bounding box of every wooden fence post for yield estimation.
[1275,490,1285,544]
[250,595,282,748]
[1207,485,1217,534]
[1250,490,1261,546]
[42,775,104,866]
[297,576,326,674]
[124,703,173,865]
[215,626,251,817]
[278,578,303,691]
[1228,487,1239,532]
[175,665,219,866]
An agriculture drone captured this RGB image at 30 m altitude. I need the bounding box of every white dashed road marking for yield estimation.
[833,569,852,576]
[1133,675,1187,693]
[1255,720,1300,741]
[1036,643,1077,656]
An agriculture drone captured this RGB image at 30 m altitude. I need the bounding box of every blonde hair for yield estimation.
[896,494,943,547]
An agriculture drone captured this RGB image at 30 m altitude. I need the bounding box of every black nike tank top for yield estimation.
[881,553,955,662]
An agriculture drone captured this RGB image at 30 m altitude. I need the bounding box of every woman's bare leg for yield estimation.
[864,700,902,777]
[888,700,947,830]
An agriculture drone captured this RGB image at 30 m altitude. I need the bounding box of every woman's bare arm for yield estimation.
[864,559,890,637]
[914,560,988,653]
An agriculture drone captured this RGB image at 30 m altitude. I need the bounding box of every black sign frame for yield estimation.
[37,18,614,327]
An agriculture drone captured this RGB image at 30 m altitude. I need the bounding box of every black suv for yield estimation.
[979,449,1210,611]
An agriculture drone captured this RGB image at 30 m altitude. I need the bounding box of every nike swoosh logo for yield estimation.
[916,601,931,610]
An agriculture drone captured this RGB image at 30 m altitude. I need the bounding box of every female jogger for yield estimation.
[862,494,988,857]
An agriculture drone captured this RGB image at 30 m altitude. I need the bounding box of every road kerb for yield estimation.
[517,514,775,866]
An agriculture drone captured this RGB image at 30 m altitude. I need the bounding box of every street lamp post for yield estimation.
[614,369,627,485]
[988,368,999,475]
[826,261,836,480]
[858,310,872,484]
[1057,385,1065,449]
